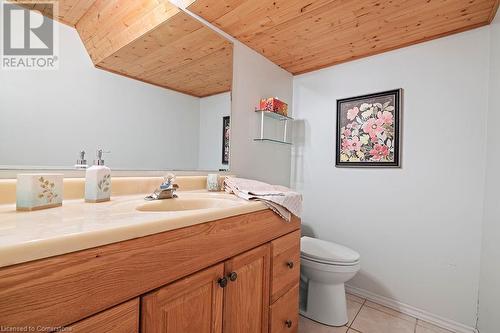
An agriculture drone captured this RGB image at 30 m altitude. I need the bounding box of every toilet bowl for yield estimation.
[300,236,360,327]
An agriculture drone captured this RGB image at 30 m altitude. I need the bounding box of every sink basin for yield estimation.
[136,197,242,212]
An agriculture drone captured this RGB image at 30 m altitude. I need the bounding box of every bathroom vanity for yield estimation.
[0,187,300,333]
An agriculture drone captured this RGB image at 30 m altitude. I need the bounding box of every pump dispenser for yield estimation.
[85,149,111,203]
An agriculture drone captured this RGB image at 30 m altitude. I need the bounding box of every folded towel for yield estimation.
[224,177,302,221]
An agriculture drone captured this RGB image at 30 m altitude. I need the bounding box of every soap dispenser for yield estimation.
[85,149,111,203]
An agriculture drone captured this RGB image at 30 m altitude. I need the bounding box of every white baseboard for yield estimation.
[345,285,478,333]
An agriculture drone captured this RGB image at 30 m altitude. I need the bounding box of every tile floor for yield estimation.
[299,293,455,333]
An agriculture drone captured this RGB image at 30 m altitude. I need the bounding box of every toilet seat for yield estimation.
[301,236,360,266]
[301,255,361,273]
[301,254,360,266]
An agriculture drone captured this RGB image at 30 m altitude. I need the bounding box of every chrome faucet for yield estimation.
[145,173,179,201]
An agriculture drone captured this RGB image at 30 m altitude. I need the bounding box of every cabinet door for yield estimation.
[269,284,299,333]
[141,264,224,333]
[223,244,271,333]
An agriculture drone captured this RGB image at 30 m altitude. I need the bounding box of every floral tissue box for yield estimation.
[259,97,288,116]
[16,174,63,211]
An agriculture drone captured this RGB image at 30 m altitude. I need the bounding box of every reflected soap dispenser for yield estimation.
[85,149,111,203]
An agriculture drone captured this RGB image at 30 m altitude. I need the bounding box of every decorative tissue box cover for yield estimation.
[259,97,288,116]
[16,174,63,211]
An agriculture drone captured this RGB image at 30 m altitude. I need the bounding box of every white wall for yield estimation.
[172,2,294,185]
[231,42,293,186]
[478,13,500,333]
[291,28,491,327]
[198,92,231,171]
[0,19,201,170]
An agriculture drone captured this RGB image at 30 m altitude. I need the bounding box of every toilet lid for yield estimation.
[301,236,360,264]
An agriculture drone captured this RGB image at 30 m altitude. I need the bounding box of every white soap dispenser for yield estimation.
[85,149,111,203]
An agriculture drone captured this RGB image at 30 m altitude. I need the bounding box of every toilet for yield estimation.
[300,236,361,327]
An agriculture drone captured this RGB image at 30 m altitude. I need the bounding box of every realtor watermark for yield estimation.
[1,1,59,70]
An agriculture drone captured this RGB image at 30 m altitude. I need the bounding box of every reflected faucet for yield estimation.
[145,173,179,201]
[75,150,88,170]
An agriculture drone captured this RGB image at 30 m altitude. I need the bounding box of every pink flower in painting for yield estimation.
[362,118,385,138]
[369,144,389,160]
[377,111,394,125]
[341,138,349,149]
[346,107,360,121]
[346,122,360,130]
[341,127,352,137]
[346,136,362,152]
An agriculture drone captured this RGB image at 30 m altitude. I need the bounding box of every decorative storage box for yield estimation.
[16,174,63,211]
[259,97,288,116]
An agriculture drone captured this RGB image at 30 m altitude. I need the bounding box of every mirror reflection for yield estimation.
[0,2,232,171]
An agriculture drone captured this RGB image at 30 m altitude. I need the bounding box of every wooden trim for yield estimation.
[0,210,299,327]
[489,0,500,22]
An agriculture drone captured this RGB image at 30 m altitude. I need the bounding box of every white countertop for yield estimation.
[0,191,267,268]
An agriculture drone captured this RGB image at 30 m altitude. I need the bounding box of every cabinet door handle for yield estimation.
[228,271,238,282]
[285,320,293,328]
[286,261,294,269]
[218,277,228,288]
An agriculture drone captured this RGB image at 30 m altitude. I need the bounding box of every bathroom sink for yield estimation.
[136,197,242,212]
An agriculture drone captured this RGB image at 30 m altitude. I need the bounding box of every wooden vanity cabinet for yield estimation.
[0,211,300,333]
[141,244,271,333]
[140,233,300,333]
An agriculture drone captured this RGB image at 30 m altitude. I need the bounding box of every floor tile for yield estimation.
[416,319,455,333]
[346,299,363,325]
[300,299,362,328]
[346,293,365,304]
[299,315,348,333]
[364,300,417,324]
[351,305,416,333]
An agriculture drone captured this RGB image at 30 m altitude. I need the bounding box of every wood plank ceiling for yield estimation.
[13,0,233,97]
[76,0,233,97]
[10,0,95,26]
[186,0,500,75]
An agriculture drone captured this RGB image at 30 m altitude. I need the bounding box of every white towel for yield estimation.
[224,177,302,222]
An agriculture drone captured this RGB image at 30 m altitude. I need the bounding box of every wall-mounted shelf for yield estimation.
[254,110,293,145]
[254,110,294,121]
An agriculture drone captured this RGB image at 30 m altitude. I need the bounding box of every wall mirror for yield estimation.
[0,1,233,173]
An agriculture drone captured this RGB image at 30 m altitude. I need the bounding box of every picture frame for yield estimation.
[222,116,230,165]
[336,89,402,167]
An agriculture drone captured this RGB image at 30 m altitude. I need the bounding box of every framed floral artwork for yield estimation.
[336,89,402,167]
[222,116,230,165]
